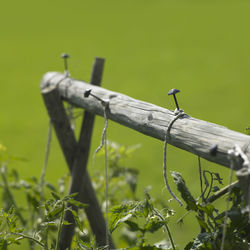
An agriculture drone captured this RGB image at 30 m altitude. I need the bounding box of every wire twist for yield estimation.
[163,111,185,207]
[94,105,110,249]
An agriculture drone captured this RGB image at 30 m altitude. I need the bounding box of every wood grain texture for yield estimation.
[41,72,250,170]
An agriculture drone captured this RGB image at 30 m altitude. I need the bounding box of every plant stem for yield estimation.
[40,119,52,205]
[39,120,52,250]
[220,160,234,250]
[164,223,176,250]
[11,233,45,247]
[207,181,239,203]
[176,210,191,224]
[56,202,65,250]
[154,209,176,250]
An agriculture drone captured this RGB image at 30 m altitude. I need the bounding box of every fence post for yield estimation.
[237,168,250,216]
[228,144,250,217]
[41,58,115,249]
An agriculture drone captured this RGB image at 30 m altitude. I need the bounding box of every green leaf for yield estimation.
[144,216,166,233]
[110,213,133,233]
[228,207,245,228]
[51,192,60,201]
[47,206,64,219]
[213,173,223,185]
[184,241,193,250]
[40,221,57,227]
[26,193,40,211]
[212,186,220,192]
[214,212,225,224]
[77,240,92,249]
[196,216,210,232]
[45,182,57,192]
[171,171,197,211]
[62,192,78,201]
[63,221,72,225]
[67,199,87,208]
[71,210,83,232]
[124,220,141,232]
[143,189,153,217]
[110,202,140,233]
[0,239,8,250]
[198,204,215,217]
[187,232,215,250]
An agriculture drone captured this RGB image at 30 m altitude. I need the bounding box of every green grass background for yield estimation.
[1,0,250,248]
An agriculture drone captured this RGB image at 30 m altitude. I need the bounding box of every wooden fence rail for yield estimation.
[41,72,250,170]
[40,59,250,249]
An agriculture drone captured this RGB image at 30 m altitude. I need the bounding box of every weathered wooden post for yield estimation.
[231,145,250,216]
[41,58,115,249]
[237,168,250,216]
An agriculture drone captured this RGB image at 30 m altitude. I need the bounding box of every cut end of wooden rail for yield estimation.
[40,72,65,93]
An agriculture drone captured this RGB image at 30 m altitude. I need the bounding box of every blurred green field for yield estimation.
[1,0,250,248]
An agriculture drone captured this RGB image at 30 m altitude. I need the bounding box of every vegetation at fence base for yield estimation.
[172,172,250,250]
[0,144,86,250]
[0,142,250,249]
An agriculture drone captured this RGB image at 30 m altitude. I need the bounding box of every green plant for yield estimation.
[0,144,86,249]
[171,171,250,250]
[93,141,140,203]
[93,141,176,249]
[110,189,175,249]
[1,141,250,250]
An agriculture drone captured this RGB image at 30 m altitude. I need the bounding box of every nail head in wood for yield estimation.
[168,88,180,111]
[61,53,70,72]
[210,144,218,157]
[84,88,92,98]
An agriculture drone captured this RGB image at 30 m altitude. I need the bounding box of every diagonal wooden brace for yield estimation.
[41,58,115,249]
